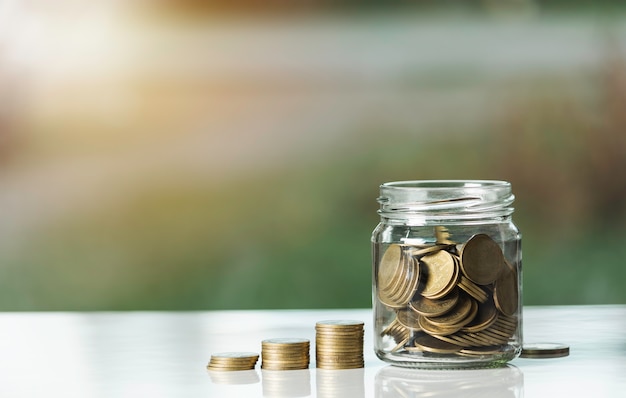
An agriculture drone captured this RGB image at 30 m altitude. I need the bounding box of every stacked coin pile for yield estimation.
[261,338,310,370]
[377,231,519,356]
[315,320,365,369]
[207,352,259,371]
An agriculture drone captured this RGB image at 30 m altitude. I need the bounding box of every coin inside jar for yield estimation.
[410,288,460,317]
[494,260,519,317]
[420,250,458,299]
[460,234,504,285]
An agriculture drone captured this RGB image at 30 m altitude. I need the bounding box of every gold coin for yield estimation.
[315,355,363,362]
[494,260,519,317]
[418,315,462,336]
[378,252,418,307]
[209,358,259,364]
[396,307,422,330]
[413,332,462,354]
[317,361,364,366]
[316,340,363,351]
[420,250,457,299]
[460,234,504,285]
[207,352,259,371]
[467,331,500,346]
[316,349,362,355]
[315,332,363,338]
[211,352,259,360]
[397,257,421,304]
[410,288,460,317]
[407,244,448,257]
[315,331,363,337]
[391,335,410,352]
[380,317,400,337]
[316,363,364,370]
[458,276,489,303]
[316,320,364,329]
[261,351,309,357]
[462,301,497,333]
[434,226,455,245]
[378,244,405,290]
[316,335,363,341]
[382,257,417,305]
[459,345,505,356]
[261,364,309,370]
[520,343,569,358]
[381,319,410,342]
[429,332,471,347]
[427,261,460,300]
[315,340,363,346]
[262,338,309,346]
[261,360,309,369]
[423,293,473,328]
[261,351,308,356]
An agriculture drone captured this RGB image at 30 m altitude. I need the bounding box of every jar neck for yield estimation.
[377,180,515,224]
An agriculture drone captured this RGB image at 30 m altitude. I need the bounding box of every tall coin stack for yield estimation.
[315,320,365,369]
[207,352,259,371]
[261,338,310,370]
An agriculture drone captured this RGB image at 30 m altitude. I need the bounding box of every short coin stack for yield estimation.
[207,352,259,371]
[315,320,365,369]
[261,338,310,370]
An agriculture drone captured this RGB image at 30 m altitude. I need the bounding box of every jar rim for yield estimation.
[380,180,511,190]
[377,179,514,221]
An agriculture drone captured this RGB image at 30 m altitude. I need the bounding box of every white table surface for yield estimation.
[1,305,624,397]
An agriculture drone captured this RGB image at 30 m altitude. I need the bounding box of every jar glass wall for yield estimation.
[371,180,522,368]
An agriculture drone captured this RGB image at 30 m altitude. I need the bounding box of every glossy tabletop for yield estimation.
[1,305,624,397]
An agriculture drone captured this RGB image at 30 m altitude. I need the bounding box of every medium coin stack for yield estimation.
[315,320,365,369]
[261,338,310,370]
[207,352,259,371]
[377,231,519,356]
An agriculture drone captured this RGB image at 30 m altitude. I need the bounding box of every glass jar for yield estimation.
[371,180,522,368]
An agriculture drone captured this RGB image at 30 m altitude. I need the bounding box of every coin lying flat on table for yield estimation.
[520,343,570,358]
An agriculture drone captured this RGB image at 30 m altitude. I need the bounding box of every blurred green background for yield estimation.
[1,1,625,310]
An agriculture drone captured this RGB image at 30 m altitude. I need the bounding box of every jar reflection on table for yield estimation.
[375,364,524,398]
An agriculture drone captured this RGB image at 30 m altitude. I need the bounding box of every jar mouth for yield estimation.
[381,180,510,190]
[378,180,514,221]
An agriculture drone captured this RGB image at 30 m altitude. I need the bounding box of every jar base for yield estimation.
[375,349,519,370]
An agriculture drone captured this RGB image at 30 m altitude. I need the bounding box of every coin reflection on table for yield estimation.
[375,364,523,398]
[207,369,260,385]
[316,368,364,398]
[262,369,311,397]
